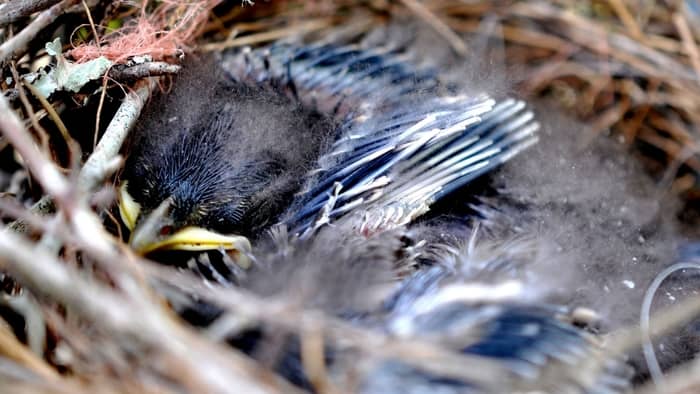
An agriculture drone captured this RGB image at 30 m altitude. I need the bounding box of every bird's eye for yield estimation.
[160,225,174,236]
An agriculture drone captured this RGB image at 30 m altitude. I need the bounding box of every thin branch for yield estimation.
[80,0,100,49]
[79,80,152,194]
[0,0,63,28]
[9,62,50,153]
[93,75,109,149]
[0,319,57,381]
[145,263,521,390]
[23,81,76,160]
[7,196,54,233]
[0,229,301,394]
[200,18,334,52]
[607,0,643,39]
[107,62,181,82]
[7,79,153,233]
[399,0,468,56]
[0,88,72,204]
[673,11,700,79]
[0,0,79,64]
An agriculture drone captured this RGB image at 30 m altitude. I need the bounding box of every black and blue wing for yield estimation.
[222,42,539,237]
[370,266,632,394]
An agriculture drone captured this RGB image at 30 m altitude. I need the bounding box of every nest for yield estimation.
[0,0,700,393]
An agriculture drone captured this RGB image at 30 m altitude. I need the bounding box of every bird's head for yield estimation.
[118,104,289,267]
[118,181,252,264]
[117,73,332,266]
[118,124,255,266]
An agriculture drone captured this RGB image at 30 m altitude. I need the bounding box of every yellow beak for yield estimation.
[132,226,252,268]
[118,182,252,268]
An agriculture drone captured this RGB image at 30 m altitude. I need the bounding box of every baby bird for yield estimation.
[118,31,632,393]
[120,65,333,256]
[119,38,538,258]
[191,222,632,394]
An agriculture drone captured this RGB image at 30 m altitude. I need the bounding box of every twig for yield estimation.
[1,291,46,357]
[23,82,76,162]
[94,62,178,150]
[79,80,152,194]
[636,356,700,394]
[145,263,519,390]
[93,74,109,149]
[672,11,700,79]
[589,99,630,135]
[61,81,154,261]
[0,0,63,28]
[200,18,334,52]
[510,2,700,82]
[607,0,643,39]
[2,81,130,285]
[107,62,181,82]
[0,0,78,64]
[7,196,54,233]
[300,325,335,394]
[80,0,99,49]
[399,0,468,56]
[1,87,120,291]
[0,89,71,204]
[0,229,301,394]
[9,62,50,153]
[447,19,570,52]
[7,79,153,234]
[0,320,57,381]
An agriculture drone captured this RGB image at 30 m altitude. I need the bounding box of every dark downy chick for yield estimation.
[118,29,630,393]
[119,37,538,259]
[196,221,632,394]
[121,60,335,256]
[361,233,633,394]
[219,224,412,391]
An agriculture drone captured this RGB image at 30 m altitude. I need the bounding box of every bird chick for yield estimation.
[119,40,538,260]
[120,60,334,257]
[192,221,632,394]
[115,29,640,393]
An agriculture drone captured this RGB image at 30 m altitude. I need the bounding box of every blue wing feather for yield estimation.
[216,41,633,393]
[374,265,632,393]
[222,42,539,237]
